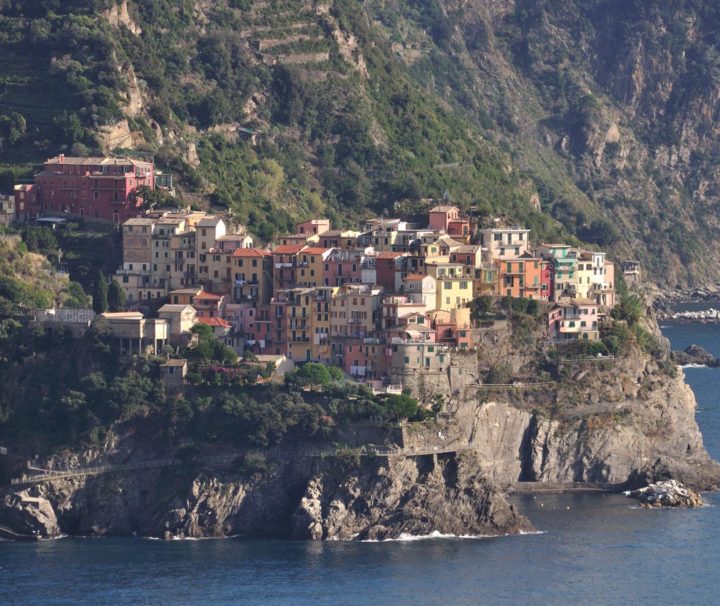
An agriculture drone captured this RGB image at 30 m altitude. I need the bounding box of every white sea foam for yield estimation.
[142,534,241,541]
[680,364,709,369]
[361,529,545,542]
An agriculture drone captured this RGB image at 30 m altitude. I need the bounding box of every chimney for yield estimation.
[59,154,64,163]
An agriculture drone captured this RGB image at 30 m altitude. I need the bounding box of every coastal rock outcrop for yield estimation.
[625,480,703,508]
[0,452,531,541]
[0,492,60,538]
[291,454,531,540]
[670,345,720,367]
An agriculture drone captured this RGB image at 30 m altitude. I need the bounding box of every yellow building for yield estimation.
[435,276,473,311]
[331,284,383,338]
[170,229,197,289]
[295,247,332,287]
[231,248,273,306]
[311,286,338,362]
[207,250,233,294]
[285,288,314,362]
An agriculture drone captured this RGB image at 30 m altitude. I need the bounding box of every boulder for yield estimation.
[670,344,720,367]
[0,492,61,537]
[624,479,703,508]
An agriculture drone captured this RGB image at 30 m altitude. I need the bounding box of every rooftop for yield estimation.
[430,205,459,213]
[196,217,223,227]
[232,248,271,257]
[45,155,152,167]
[170,287,203,295]
[194,292,223,300]
[123,218,156,226]
[272,244,306,254]
[158,304,195,313]
[99,312,144,320]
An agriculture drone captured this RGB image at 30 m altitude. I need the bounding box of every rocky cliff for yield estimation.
[2,342,718,541]
[0,451,530,541]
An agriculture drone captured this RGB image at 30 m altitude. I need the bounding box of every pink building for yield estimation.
[192,291,226,319]
[17,155,154,223]
[340,337,388,380]
[226,302,272,353]
[428,205,470,239]
[323,248,364,286]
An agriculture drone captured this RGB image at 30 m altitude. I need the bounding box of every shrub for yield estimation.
[484,364,513,384]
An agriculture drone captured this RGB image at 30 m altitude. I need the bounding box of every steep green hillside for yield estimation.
[3,1,720,286]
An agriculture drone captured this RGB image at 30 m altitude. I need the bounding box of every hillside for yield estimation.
[2,1,720,286]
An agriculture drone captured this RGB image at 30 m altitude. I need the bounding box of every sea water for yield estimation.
[2,324,720,605]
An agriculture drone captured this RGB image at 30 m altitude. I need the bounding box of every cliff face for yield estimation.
[0,452,530,540]
[2,352,717,541]
[292,453,530,540]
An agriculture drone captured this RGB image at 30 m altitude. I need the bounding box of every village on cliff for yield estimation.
[9,154,641,394]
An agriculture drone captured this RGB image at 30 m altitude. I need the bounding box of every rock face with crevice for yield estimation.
[292,454,531,540]
[0,452,530,541]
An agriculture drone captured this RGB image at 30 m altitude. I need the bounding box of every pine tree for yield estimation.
[92,272,108,314]
[107,279,126,312]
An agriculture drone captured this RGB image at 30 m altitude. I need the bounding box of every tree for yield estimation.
[470,295,493,320]
[107,279,126,312]
[612,294,644,326]
[92,272,108,314]
[286,363,332,388]
[64,281,91,308]
[383,394,419,421]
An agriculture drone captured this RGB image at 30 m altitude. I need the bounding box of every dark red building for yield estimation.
[14,154,154,223]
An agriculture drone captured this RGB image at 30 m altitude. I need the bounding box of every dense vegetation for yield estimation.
[0,0,565,243]
[0,312,427,454]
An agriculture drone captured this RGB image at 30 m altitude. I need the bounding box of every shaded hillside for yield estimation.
[3,1,720,286]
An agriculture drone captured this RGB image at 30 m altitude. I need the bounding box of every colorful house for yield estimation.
[548,298,600,342]
[428,205,471,239]
[231,248,273,306]
[295,247,332,287]
[479,226,531,260]
[17,155,154,223]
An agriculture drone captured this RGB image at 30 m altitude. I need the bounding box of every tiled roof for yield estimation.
[158,304,195,313]
[273,244,305,254]
[232,248,271,257]
[194,291,223,300]
[404,274,427,281]
[430,205,459,212]
[170,287,203,295]
[197,217,223,227]
[299,247,330,255]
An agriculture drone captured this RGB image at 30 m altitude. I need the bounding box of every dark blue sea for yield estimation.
[2,324,720,605]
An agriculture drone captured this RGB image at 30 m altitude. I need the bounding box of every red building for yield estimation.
[15,154,154,223]
[428,205,471,240]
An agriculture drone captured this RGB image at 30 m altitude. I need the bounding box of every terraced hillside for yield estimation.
[4,1,720,288]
